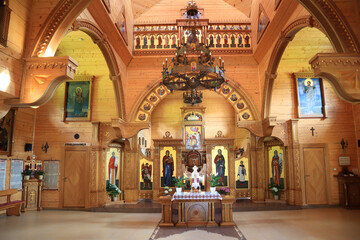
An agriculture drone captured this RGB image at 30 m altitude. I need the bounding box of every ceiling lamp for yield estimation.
[161,1,226,104]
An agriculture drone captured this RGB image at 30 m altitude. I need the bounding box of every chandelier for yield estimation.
[161,1,226,105]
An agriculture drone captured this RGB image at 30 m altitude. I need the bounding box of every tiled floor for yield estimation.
[0,208,359,240]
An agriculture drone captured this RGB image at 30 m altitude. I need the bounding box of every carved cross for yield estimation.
[310,127,315,136]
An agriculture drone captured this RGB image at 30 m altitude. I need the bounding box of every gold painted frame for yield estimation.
[64,76,94,122]
[294,72,327,118]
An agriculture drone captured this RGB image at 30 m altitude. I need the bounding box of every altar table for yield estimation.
[159,192,235,227]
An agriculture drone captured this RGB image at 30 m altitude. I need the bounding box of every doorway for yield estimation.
[303,146,328,204]
[63,147,89,207]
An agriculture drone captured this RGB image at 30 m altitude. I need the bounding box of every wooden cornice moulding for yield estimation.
[111,118,149,139]
[5,56,78,108]
[153,139,183,146]
[309,53,360,102]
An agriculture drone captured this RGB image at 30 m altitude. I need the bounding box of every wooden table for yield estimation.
[335,175,360,208]
[159,192,235,227]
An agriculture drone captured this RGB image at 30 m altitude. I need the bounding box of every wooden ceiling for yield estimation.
[222,0,252,18]
[132,0,252,20]
[132,0,163,19]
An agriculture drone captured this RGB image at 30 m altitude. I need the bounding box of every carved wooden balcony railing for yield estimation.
[133,22,252,56]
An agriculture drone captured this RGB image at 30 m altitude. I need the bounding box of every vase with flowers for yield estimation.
[269,183,280,200]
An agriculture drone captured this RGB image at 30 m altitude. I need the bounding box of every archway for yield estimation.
[128,78,260,125]
[263,16,326,119]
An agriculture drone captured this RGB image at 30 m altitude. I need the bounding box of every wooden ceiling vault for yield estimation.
[132,0,251,22]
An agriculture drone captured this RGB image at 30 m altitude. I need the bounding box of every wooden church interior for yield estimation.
[0,0,360,235]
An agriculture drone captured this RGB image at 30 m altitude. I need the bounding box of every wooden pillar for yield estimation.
[124,137,139,203]
[251,134,265,202]
[287,119,302,205]
[250,133,258,201]
[228,145,235,196]
[153,144,160,201]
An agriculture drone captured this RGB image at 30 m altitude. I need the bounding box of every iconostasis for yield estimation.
[211,146,229,187]
[160,147,177,187]
[139,158,153,190]
[268,146,285,189]
[235,157,249,189]
[105,147,121,187]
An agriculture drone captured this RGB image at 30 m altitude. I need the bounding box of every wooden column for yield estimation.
[207,202,217,227]
[250,133,258,201]
[153,144,160,201]
[124,137,139,203]
[252,134,265,202]
[177,202,186,227]
[287,119,302,205]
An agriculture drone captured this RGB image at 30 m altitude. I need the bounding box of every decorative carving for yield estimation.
[309,53,360,102]
[163,131,172,139]
[215,130,224,138]
[298,0,359,53]
[6,56,78,108]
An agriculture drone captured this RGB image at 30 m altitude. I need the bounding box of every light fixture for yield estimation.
[161,0,226,105]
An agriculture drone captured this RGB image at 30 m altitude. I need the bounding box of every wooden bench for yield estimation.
[0,189,24,216]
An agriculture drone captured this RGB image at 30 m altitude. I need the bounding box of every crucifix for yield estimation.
[310,127,315,136]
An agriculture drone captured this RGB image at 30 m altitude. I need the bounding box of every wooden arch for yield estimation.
[262,16,324,119]
[128,78,260,124]
[73,19,125,119]
[297,0,359,54]
[30,0,94,58]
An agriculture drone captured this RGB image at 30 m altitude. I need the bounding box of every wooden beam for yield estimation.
[87,0,132,66]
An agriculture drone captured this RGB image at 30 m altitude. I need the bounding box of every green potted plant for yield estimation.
[22,169,32,180]
[208,174,220,194]
[35,170,45,180]
[173,175,185,194]
[269,183,280,200]
[106,182,121,201]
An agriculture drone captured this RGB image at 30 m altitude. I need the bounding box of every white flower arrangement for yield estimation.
[164,186,172,196]
[269,183,280,196]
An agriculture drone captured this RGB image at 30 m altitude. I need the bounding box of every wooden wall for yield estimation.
[33,30,117,208]
[0,0,32,99]
[126,55,260,119]
[271,27,358,204]
[151,91,235,140]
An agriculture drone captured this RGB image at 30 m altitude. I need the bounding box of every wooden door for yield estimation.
[303,147,327,204]
[64,149,87,207]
